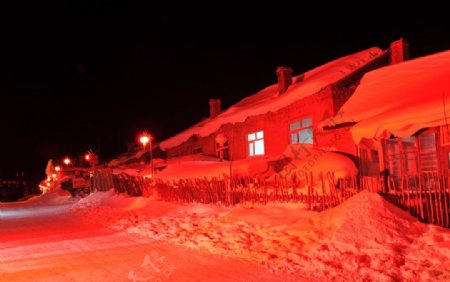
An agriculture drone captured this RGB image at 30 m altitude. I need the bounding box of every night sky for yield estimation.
[1,1,450,185]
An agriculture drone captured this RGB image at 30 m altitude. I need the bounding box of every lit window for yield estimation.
[248,130,265,156]
[290,117,313,144]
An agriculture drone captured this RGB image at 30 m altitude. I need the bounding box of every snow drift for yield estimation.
[75,191,450,281]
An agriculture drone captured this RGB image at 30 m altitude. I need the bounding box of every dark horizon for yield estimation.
[2,1,450,185]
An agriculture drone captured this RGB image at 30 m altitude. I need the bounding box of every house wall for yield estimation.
[165,86,358,160]
[364,126,450,179]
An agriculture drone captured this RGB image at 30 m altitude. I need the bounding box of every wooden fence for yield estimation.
[97,170,449,228]
[383,172,450,228]
[150,172,379,211]
[112,173,147,196]
[92,169,115,192]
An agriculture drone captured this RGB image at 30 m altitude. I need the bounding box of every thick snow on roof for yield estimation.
[139,145,357,181]
[323,50,450,143]
[160,47,383,150]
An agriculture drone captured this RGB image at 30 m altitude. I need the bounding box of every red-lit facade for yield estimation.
[160,39,410,178]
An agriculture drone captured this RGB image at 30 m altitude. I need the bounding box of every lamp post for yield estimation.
[63,157,72,166]
[139,132,153,177]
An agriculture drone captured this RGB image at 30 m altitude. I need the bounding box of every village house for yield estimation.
[158,39,409,173]
[322,48,450,183]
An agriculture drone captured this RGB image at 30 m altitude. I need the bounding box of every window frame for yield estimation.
[247,130,265,157]
[289,117,313,145]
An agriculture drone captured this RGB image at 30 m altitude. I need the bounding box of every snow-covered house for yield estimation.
[159,40,408,169]
[322,47,450,180]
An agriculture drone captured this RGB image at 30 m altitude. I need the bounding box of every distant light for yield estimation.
[85,154,90,161]
[55,166,61,172]
[63,157,71,166]
[52,173,57,179]
[139,135,150,146]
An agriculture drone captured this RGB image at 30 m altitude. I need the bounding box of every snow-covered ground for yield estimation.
[1,189,450,281]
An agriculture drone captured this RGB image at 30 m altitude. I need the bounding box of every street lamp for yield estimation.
[139,132,153,176]
[63,157,72,166]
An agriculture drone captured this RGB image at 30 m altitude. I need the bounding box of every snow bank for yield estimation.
[272,145,357,179]
[321,50,450,143]
[148,145,356,181]
[108,150,146,167]
[154,155,270,180]
[77,190,450,281]
[160,47,383,150]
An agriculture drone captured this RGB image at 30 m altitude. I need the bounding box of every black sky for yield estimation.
[1,1,450,184]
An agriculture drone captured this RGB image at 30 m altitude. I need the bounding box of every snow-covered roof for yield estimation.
[160,47,384,150]
[320,50,450,144]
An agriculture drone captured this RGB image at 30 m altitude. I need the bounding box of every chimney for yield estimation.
[276,66,293,95]
[209,99,221,118]
[390,38,409,65]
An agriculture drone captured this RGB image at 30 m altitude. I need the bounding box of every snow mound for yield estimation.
[79,190,450,281]
[154,155,270,180]
[318,190,418,243]
[27,189,73,206]
[273,145,357,178]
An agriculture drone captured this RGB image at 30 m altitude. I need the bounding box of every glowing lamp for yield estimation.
[139,135,150,147]
[137,131,154,176]
[55,166,61,172]
[51,173,57,179]
[63,157,71,166]
[85,154,91,161]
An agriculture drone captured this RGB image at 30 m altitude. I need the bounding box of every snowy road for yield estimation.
[0,195,297,282]
[2,190,450,282]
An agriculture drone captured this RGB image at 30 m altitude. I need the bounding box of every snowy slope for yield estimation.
[160,47,383,150]
[321,50,450,143]
[74,190,450,281]
[0,191,297,282]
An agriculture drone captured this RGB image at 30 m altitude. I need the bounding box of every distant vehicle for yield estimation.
[60,168,91,197]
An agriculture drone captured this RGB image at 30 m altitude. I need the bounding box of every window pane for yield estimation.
[386,139,400,155]
[254,139,265,155]
[291,133,298,144]
[419,133,436,151]
[403,137,416,153]
[289,121,300,131]
[256,131,264,139]
[248,133,255,141]
[302,118,312,128]
[249,142,254,156]
[299,128,313,144]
